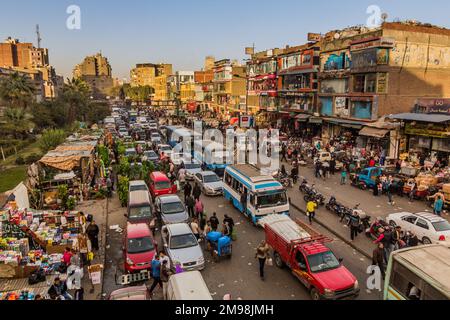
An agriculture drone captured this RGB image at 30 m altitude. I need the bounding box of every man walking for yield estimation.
[372,243,385,279]
[160,260,172,300]
[186,195,195,218]
[184,182,192,203]
[86,220,100,251]
[306,200,317,225]
[149,255,162,296]
[209,212,220,231]
[434,196,444,216]
[193,183,202,201]
[348,211,360,241]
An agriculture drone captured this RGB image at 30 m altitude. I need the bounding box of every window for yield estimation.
[296,251,307,266]
[170,233,198,249]
[366,74,377,93]
[390,261,424,299]
[432,220,450,232]
[162,202,185,214]
[404,216,418,225]
[361,169,369,176]
[307,251,340,273]
[155,181,171,190]
[416,219,429,230]
[353,75,365,93]
[422,283,447,300]
[225,173,232,186]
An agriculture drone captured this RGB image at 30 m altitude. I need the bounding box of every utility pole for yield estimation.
[36,24,42,48]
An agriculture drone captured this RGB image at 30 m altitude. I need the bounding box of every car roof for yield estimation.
[127,223,152,238]
[129,180,146,186]
[158,195,182,203]
[392,211,446,223]
[199,171,217,176]
[129,190,151,205]
[150,171,170,181]
[166,223,192,235]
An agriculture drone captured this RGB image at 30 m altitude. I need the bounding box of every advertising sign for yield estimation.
[240,115,254,128]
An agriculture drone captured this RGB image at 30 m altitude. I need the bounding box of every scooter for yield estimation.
[365,218,389,240]
[299,179,309,193]
[303,186,326,206]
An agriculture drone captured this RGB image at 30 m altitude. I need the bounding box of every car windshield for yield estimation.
[432,220,450,232]
[127,237,154,254]
[170,233,198,250]
[307,251,340,273]
[129,206,152,219]
[129,185,148,192]
[145,151,157,158]
[162,201,185,214]
[161,147,171,151]
[155,181,171,190]
[126,150,136,155]
[185,163,201,170]
[203,174,220,183]
[257,192,288,208]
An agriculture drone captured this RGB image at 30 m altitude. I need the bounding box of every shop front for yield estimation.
[322,117,367,146]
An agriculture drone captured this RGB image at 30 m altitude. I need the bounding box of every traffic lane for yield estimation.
[289,206,383,300]
[200,194,311,300]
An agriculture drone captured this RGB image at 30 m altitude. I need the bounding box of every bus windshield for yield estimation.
[257,192,288,208]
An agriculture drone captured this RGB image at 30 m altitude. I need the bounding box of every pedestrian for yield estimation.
[392,226,403,250]
[348,211,360,241]
[291,166,299,184]
[255,241,270,280]
[340,168,347,185]
[195,198,204,219]
[159,251,171,270]
[190,218,201,240]
[149,255,162,296]
[209,212,220,231]
[223,214,235,235]
[178,167,186,188]
[240,189,247,214]
[306,200,317,225]
[63,247,73,267]
[199,211,207,232]
[314,161,321,179]
[374,227,393,264]
[222,222,231,237]
[184,182,192,202]
[160,260,172,300]
[434,196,444,216]
[409,182,416,202]
[86,220,100,251]
[193,183,202,201]
[186,195,195,218]
[280,145,287,162]
[373,177,380,196]
[48,277,72,300]
[106,176,112,198]
[386,181,394,205]
[372,243,386,279]
[330,158,336,175]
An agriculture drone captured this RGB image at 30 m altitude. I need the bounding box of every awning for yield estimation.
[295,114,312,122]
[388,113,450,123]
[359,126,390,138]
[324,117,367,129]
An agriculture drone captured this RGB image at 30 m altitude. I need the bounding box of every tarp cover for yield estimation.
[359,126,390,138]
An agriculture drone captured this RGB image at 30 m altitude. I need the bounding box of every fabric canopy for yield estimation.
[359,126,390,138]
[388,113,450,123]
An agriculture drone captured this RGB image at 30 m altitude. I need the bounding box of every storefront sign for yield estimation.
[351,37,395,51]
[377,73,388,94]
[240,115,255,128]
[405,123,450,138]
[415,98,450,114]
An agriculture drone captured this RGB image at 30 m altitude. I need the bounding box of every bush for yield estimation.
[39,129,67,153]
[118,175,129,207]
[15,156,25,165]
[25,153,42,164]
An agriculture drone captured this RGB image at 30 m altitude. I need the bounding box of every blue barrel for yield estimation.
[206,231,222,242]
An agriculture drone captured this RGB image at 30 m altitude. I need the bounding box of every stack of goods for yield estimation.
[21,250,63,273]
[0,291,38,300]
[415,173,439,191]
[0,250,22,266]
[442,184,450,202]
[0,238,30,267]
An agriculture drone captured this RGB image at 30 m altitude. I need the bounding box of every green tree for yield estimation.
[61,78,91,124]
[38,129,67,153]
[0,72,35,110]
[0,107,34,139]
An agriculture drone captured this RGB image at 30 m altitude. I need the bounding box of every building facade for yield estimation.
[73,53,113,98]
[130,63,156,87]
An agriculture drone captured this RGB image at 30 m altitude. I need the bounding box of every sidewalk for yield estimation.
[285,160,449,258]
[76,198,108,300]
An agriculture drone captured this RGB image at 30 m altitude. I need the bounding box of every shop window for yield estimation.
[320,97,333,116]
[353,75,365,93]
[432,138,450,152]
[365,74,377,93]
[351,101,372,119]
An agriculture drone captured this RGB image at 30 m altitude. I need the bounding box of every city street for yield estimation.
[102,189,382,300]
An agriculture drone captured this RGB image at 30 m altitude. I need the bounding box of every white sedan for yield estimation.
[386,212,450,244]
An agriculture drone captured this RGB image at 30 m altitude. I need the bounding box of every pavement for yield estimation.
[100,188,382,300]
[283,159,450,258]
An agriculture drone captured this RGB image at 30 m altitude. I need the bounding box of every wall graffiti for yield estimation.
[390,42,450,68]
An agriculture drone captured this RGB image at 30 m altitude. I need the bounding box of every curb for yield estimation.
[290,201,372,260]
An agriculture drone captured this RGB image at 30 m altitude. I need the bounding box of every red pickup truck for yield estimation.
[260,215,360,300]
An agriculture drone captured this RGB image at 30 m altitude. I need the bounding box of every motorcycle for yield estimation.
[303,186,326,206]
[299,178,309,193]
[325,196,345,216]
[339,203,362,224]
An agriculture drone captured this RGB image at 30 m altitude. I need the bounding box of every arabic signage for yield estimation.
[415,98,450,114]
[377,73,388,94]
[405,123,450,138]
[351,37,395,51]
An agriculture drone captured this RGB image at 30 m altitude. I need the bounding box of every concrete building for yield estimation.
[0,67,45,103]
[317,22,450,145]
[154,64,173,101]
[205,56,215,71]
[212,59,247,116]
[73,53,113,98]
[130,63,156,87]
[194,70,214,107]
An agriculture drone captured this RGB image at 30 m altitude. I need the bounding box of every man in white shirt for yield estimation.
[159,251,171,271]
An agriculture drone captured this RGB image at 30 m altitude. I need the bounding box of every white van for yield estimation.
[167,271,213,300]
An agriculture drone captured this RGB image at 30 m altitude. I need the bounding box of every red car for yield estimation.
[148,171,177,200]
[123,223,157,273]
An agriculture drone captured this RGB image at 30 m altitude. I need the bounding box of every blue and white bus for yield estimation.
[165,126,200,152]
[193,140,232,177]
[223,164,290,225]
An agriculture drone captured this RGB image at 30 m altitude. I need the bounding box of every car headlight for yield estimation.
[324,289,334,295]
[198,256,205,264]
[126,257,134,266]
[206,185,214,191]
[354,280,359,289]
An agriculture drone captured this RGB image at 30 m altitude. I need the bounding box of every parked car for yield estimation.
[148,172,177,200]
[126,190,156,228]
[166,271,212,300]
[150,132,162,144]
[154,195,189,225]
[193,171,223,196]
[109,285,151,300]
[161,223,205,272]
[128,180,149,193]
[387,212,450,244]
[142,150,160,165]
[182,160,203,180]
[123,223,157,273]
[125,148,137,158]
[158,144,173,158]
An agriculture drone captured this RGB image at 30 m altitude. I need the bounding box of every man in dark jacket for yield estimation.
[48,277,72,300]
[193,183,202,201]
[348,211,361,241]
[223,214,235,235]
[184,182,192,202]
[372,243,385,279]
[209,212,220,231]
[86,220,100,251]
[160,260,172,300]
[186,195,195,218]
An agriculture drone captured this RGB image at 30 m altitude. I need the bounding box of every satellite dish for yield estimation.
[381,13,388,22]
[334,33,341,40]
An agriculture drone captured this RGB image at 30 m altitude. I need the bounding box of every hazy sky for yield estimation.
[1,0,449,80]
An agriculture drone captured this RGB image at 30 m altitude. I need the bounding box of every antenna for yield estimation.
[36,24,42,48]
[381,13,389,23]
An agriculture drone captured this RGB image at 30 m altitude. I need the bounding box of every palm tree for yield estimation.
[0,107,34,139]
[0,72,35,110]
[61,78,91,124]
